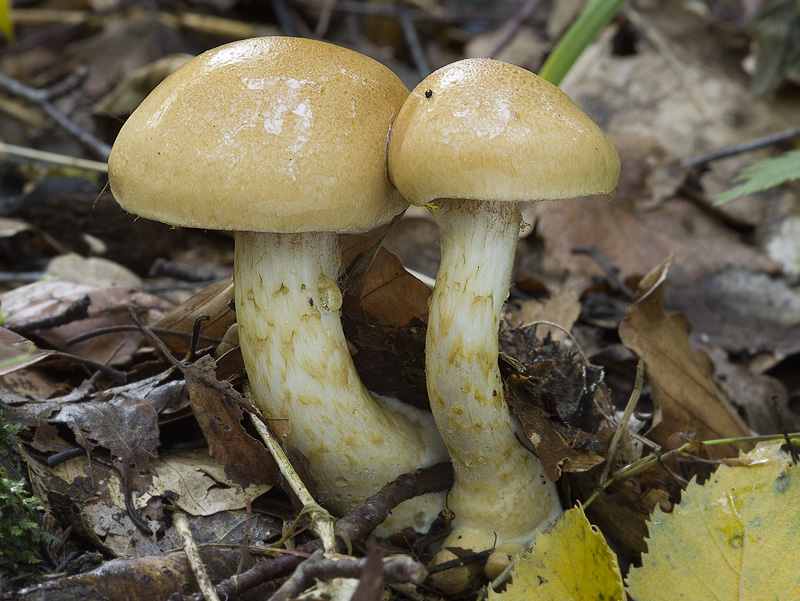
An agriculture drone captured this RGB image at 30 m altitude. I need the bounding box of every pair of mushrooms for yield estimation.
[109,36,619,589]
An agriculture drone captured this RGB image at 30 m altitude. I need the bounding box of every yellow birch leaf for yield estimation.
[627,442,800,600]
[489,505,624,601]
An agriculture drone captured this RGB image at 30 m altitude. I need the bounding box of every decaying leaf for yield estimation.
[147,448,272,516]
[183,354,279,489]
[25,445,273,558]
[0,281,173,365]
[56,395,160,489]
[500,327,607,480]
[668,268,800,358]
[626,442,800,600]
[0,327,51,375]
[488,505,624,601]
[618,256,749,458]
[512,285,582,342]
[340,234,431,408]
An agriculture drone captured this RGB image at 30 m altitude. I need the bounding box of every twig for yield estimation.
[0,72,112,160]
[271,0,300,36]
[204,462,454,601]
[46,351,127,383]
[681,125,800,168]
[269,545,426,601]
[0,142,109,172]
[488,0,541,58]
[581,431,800,508]
[123,475,153,536]
[313,0,337,38]
[772,394,799,465]
[174,512,221,601]
[248,415,338,552]
[187,315,211,361]
[0,272,45,283]
[13,294,91,335]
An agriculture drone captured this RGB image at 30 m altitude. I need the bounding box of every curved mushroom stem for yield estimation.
[234,230,448,532]
[426,199,561,554]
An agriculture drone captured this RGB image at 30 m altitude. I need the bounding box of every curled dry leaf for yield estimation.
[24,445,274,559]
[618,256,749,458]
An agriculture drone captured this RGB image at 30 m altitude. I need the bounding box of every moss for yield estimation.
[0,411,51,579]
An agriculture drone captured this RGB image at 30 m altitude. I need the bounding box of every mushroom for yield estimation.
[108,37,448,532]
[388,58,620,583]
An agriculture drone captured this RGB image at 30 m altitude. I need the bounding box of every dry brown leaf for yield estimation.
[341,234,430,327]
[534,0,795,286]
[155,277,236,354]
[536,195,780,285]
[618,256,749,458]
[703,345,790,434]
[57,395,160,489]
[668,269,800,358]
[514,285,581,341]
[0,281,173,365]
[499,328,607,480]
[183,354,279,489]
[340,234,431,408]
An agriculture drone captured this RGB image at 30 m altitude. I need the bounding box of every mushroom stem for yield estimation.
[426,198,560,551]
[234,230,447,531]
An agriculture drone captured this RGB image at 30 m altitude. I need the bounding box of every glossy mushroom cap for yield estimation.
[109,36,408,233]
[388,58,620,206]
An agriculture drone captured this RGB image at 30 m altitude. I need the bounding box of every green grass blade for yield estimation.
[538,0,628,85]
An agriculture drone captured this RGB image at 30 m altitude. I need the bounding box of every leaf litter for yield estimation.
[2,0,800,599]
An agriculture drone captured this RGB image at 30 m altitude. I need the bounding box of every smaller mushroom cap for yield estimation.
[388,58,620,206]
[109,37,409,233]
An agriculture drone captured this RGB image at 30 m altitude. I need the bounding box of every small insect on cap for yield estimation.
[388,58,620,207]
[109,36,410,234]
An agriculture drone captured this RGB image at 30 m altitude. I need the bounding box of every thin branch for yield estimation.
[0,71,112,160]
[681,125,800,168]
[13,294,91,335]
[174,512,221,601]
[204,462,454,601]
[269,546,426,601]
[0,142,108,172]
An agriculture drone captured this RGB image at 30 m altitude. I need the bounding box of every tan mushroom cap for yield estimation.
[109,37,409,233]
[388,58,620,206]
